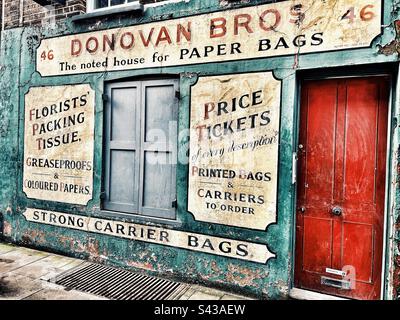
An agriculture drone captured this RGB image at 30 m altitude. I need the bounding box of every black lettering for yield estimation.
[236,244,249,257]
[33,210,40,221]
[219,241,232,254]
[311,32,324,46]
[259,39,271,51]
[260,110,271,126]
[188,235,199,248]
[293,34,306,47]
[201,239,215,251]
[275,37,289,49]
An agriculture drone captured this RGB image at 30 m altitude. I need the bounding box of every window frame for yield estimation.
[103,79,179,221]
[87,0,139,13]
[86,0,185,13]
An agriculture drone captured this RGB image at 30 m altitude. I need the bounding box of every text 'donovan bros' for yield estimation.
[36,0,381,76]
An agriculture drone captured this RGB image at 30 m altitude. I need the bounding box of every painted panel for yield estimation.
[305,81,337,204]
[111,87,138,142]
[36,0,382,76]
[344,80,379,205]
[23,84,95,205]
[143,152,174,210]
[22,208,275,264]
[144,84,176,142]
[342,222,373,283]
[188,72,280,230]
[303,217,333,273]
[110,150,136,206]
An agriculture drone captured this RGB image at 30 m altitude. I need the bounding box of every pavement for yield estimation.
[0,242,253,301]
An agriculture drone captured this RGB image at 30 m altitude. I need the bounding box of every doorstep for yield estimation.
[289,288,348,300]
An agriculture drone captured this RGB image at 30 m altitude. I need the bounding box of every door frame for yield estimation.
[291,63,398,300]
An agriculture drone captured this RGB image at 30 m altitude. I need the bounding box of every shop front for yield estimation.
[0,0,399,300]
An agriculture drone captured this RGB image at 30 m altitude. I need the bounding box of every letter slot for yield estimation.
[321,276,351,290]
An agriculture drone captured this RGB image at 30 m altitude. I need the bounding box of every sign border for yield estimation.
[22,207,277,265]
[34,0,385,78]
[186,70,283,232]
[21,83,96,206]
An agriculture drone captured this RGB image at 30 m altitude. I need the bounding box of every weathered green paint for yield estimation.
[0,0,399,299]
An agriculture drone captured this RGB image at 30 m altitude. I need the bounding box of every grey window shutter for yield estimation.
[104,79,178,220]
[104,82,141,213]
[139,79,178,220]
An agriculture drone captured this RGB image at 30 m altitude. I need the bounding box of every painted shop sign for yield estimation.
[23,84,95,205]
[36,0,382,76]
[23,208,275,264]
[188,72,281,230]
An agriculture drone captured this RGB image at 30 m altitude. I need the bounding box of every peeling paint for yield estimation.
[378,20,400,55]
[225,264,265,288]
[3,221,12,237]
[0,0,399,300]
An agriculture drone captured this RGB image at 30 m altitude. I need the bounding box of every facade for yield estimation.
[0,0,399,300]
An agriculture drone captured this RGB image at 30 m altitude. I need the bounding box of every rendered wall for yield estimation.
[0,0,399,299]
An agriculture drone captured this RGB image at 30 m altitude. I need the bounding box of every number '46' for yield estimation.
[40,50,54,61]
[342,5,375,23]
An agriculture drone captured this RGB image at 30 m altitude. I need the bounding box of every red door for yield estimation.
[294,76,390,300]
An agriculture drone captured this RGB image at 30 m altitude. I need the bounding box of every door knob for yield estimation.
[298,206,306,214]
[332,206,343,216]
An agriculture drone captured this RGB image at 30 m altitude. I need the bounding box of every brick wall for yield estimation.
[2,0,20,29]
[2,0,85,29]
[1,0,176,30]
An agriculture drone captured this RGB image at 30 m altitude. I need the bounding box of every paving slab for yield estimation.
[13,254,78,280]
[178,287,196,300]
[0,272,45,300]
[188,291,222,300]
[221,294,252,300]
[14,246,50,257]
[192,285,227,298]
[0,249,49,274]
[23,289,108,300]
[0,243,16,255]
[40,259,85,281]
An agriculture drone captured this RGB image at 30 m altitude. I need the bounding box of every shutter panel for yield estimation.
[139,79,178,219]
[104,82,141,213]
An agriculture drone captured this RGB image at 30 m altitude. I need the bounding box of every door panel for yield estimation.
[344,81,379,205]
[303,217,333,273]
[342,222,374,283]
[304,81,337,203]
[295,76,390,300]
